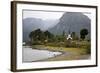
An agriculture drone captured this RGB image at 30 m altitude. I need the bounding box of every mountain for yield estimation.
[48,12,91,38]
[23,12,91,42]
[23,18,43,42]
[42,19,59,30]
[23,18,59,42]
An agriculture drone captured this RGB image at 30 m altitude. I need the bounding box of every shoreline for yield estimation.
[23,45,91,62]
[23,45,65,53]
[22,46,64,62]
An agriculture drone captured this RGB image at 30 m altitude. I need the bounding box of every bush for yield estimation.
[84,44,91,54]
[45,42,64,47]
[79,43,91,54]
[65,41,78,48]
[32,41,43,45]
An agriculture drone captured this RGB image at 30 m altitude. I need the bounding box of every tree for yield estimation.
[62,30,65,36]
[44,31,54,42]
[71,32,79,40]
[29,29,55,44]
[29,31,34,42]
[80,28,88,40]
[71,32,75,40]
[29,29,45,43]
[44,31,52,38]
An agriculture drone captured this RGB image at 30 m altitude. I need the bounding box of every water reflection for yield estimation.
[22,46,62,62]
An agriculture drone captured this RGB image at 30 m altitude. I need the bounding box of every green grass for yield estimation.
[31,40,91,61]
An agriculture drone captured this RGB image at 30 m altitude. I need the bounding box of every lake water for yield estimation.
[22,46,62,62]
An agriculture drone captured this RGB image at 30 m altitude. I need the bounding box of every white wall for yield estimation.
[0,0,99,73]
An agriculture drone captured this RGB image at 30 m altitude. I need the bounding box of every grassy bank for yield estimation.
[31,43,90,61]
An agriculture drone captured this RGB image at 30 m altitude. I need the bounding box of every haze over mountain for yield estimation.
[23,18,42,42]
[23,18,59,42]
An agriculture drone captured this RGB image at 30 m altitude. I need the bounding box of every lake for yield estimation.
[22,46,62,62]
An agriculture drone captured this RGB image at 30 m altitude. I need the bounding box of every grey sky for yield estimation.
[23,10,91,20]
[23,10,64,20]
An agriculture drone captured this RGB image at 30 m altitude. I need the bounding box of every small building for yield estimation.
[67,34,72,40]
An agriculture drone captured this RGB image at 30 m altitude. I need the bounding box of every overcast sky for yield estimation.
[23,10,91,20]
[23,10,64,20]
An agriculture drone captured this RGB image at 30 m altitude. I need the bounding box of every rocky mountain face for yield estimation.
[48,12,91,35]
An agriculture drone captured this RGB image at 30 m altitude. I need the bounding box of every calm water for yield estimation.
[22,46,62,62]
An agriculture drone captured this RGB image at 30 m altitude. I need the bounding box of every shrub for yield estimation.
[65,41,79,48]
[84,44,91,54]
